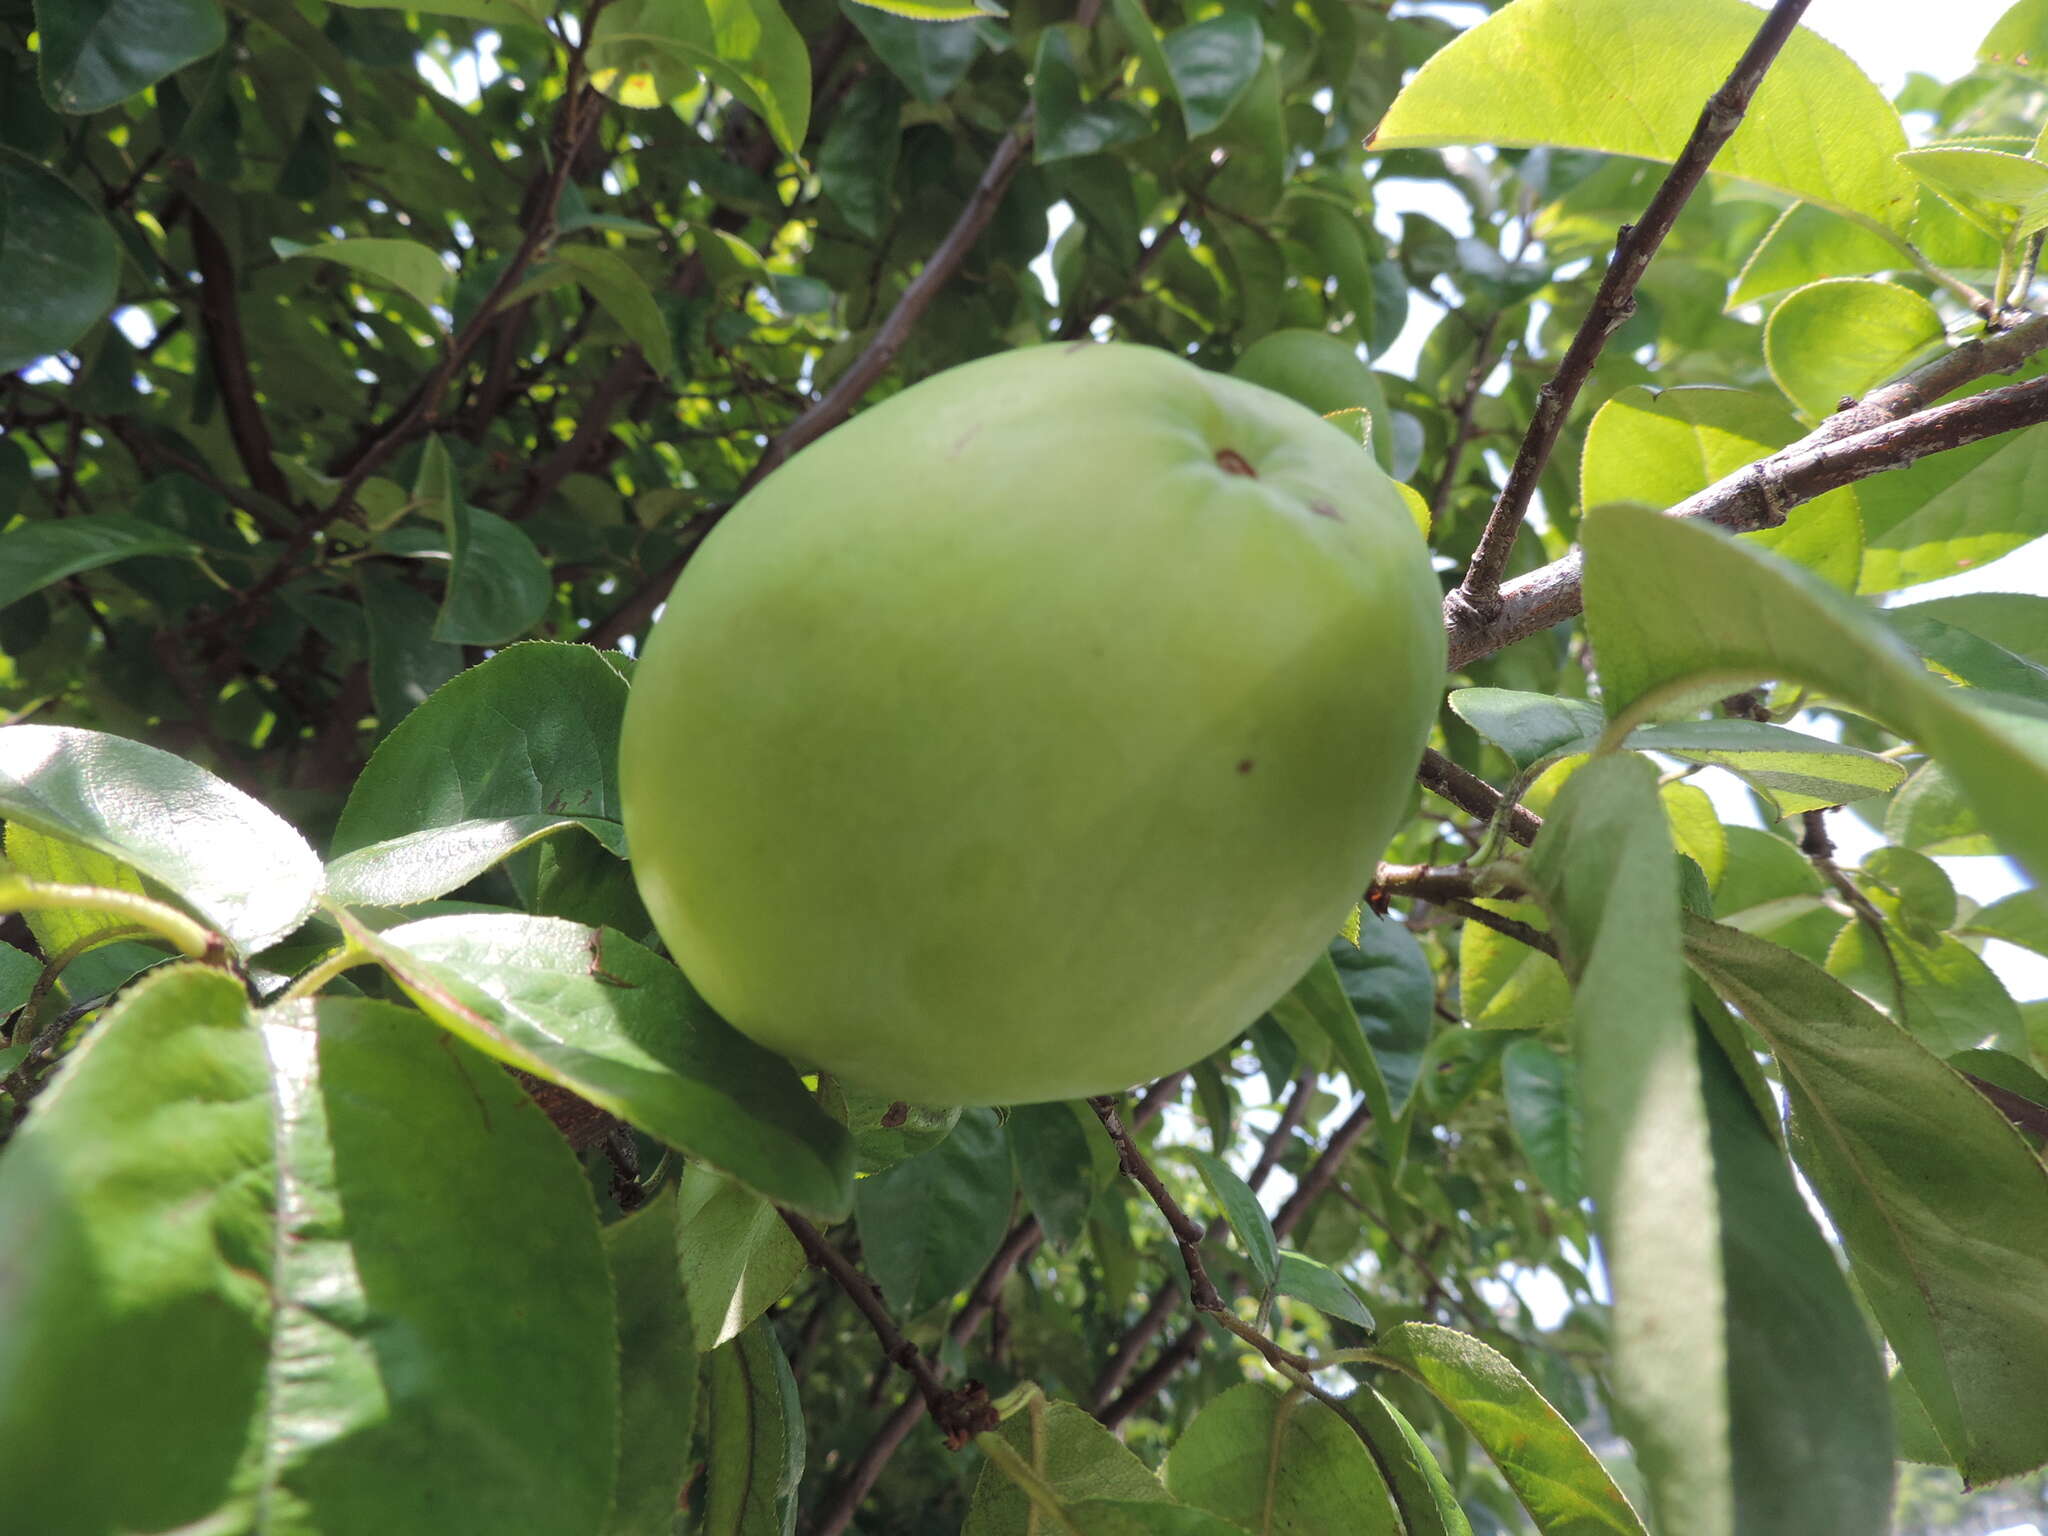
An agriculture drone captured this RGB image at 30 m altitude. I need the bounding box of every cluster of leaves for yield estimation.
[7,0,2048,1532]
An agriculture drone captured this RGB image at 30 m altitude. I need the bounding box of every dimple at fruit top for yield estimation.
[620,342,1444,1106]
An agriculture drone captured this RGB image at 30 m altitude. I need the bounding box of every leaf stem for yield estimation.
[0,878,219,962]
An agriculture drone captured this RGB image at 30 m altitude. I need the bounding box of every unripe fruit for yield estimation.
[620,343,1443,1106]
[1232,329,1395,472]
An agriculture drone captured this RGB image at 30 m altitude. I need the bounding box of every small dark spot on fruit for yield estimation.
[949,423,983,459]
[1309,500,1342,520]
[880,1101,909,1128]
[1064,341,1094,354]
[1236,758,1254,774]
[1216,448,1257,478]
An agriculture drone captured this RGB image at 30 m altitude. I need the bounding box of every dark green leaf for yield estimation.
[966,1398,1169,1536]
[35,0,225,114]
[332,642,628,856]
[817,74,901,238]
[1190,1148,1278,1289]
[360,570,464,733]
[674,1162,805,1351]
[1276,1249,1376,1330]
[1010,1100,1097,1249]
[702,1320,805,1536]
[1034,28,1153,164]
[1331,921,1434,1118]
[1448,687,1603,772]
[843,3,984,102]
[604,1187,699,1536]
[356,912,855,1217]
[1165,1381,1397,1533]
[589,0,812,158]
[1161,14,1263,136]
[1686,918,2048,1484]
[0,149,119,372]
[856,1105,1011,1314]
[1500,1037,1584,1204]
[0,514,203,616]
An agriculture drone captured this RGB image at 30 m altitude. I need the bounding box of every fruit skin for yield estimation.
[1231,329,1395,472]
[620,342,1443,1106]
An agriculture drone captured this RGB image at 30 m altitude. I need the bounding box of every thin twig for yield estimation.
[1451,0,1814,617]
[1428,311,1504,528]
[810,1067,1180,1536]
[778,1209,996,1448]
[1088,1095,1223,1310]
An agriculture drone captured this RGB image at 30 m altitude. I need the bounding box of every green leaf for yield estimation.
[0,969,617,1536]
[1165,1381,1398,1534]
[332,642,628,857]
[1034,27,1153,164]
[1852,413,2048,593]
[1190,1148,1278,1290]
[0,724,321,954]
[824,1080,961,1173]
[1581,384,1863,589]
[34,0,224,114]
[1524,754,1728,1536]
[1628,719,1907,817]
[1375,1323,1646,1536]
[275,235,452,324]
[1329,923,1433,1119]
[407,436,552,647]
[1685,919,2048,1485]
[846,0,992,18]
[1887,608,2048,706]
[327,0,548,24]
[1460,900,1572,1032]
[0,514,203,617]
[1500,1037,1585,1204]
[589,0,812,159]
[1897,592,2048,668]
[0,939,37,1018]
[326,815,619,908]
[1897,145,2048,235]
[1010,1100,1098,1249]
[1731,202,1905,308]
[966,1399,1169,1536]
[0,150,120,372]
[1369,0,1916,232]
[1275,1249,1376,1330]
[1448,687,1604,772]
[1341,1389,1473,1536]
[674,1162,806,1351]
[1884,759,1995,855]
[1826,915,2024,1056]
[1581,502,2048,889]
[603,1187,699,1536]
[353,912,855,1217]
[552,245,679,379]
[856,1105,1012,1314]
[702,1320,805,1536]
[1692,1019,1894,1534]
[1161,14,1262,137]
[844,4,984,102]
[1764,279,1946,422]
[1982,0,2048,71]
[359,569,465,732]
[817,73,901,238]
[1960,886,2048,955]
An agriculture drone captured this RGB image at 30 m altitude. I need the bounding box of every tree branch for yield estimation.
[587,117,1038,649]
[778,1209,997,1448]
[1088,1095,1223,1310]
[1446,366,2048,669]
[188,206,297,512]
[1414,747,1543,847]
[1451,0,1814,616]
[810,1068,1182,1536]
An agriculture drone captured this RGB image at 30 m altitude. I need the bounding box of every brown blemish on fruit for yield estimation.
[949,423,983,458]
[1216,448,1256,477]
[1309,499,1342,521]
[1064,341,1094,354]
[1236,758,1255,774]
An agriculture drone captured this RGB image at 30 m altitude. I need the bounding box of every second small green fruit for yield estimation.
[621,342,1442,1105]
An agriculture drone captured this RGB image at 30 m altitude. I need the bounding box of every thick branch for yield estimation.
[1414,747,1543,847]
[1452,0,1813,613]
[1447,368,2048,669]
[188,207,296,511]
